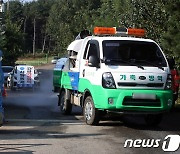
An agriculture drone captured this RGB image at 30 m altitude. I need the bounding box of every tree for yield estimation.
[132,0,168,42]
[161,0,180,66]
[2,19,24,65]
[47,0,75,53]
[0,3,6,51]
[94,0,117,27]
[1,0,179,64]
[46,0,101,54]
[0,18,6,51]
[23,0,54,54]
[7,0,24,25]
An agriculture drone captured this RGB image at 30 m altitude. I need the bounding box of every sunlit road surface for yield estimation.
[0,64,180,154]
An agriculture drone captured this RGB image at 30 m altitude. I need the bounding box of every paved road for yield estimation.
[0,64,180,154]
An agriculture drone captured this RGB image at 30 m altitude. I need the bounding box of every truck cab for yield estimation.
[59,27,173,126]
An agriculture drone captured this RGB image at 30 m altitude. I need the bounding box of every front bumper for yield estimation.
[93,88,173,112]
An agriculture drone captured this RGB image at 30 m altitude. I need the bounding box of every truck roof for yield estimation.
[67,36,156,53]
[90,36,155,42]
[67,39,83,52]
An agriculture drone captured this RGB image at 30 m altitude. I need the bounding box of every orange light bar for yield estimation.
[94,27,116,35]
[94,27,146,37]
[127,28,145,37]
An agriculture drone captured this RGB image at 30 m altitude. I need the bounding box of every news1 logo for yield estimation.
[162,135,180,152]
[124,135,180,152]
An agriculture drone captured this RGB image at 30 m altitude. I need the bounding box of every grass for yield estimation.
[16,56,53,66]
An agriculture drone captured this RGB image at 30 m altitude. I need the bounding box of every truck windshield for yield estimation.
[102,40,167,67]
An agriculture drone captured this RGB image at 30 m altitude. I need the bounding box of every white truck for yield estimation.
[58,27,173,126]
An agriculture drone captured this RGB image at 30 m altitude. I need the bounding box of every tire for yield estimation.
[171,93,178,110]
[83,96,100,125]
[54,86,58,93]
[11,86,16,91]
[10,81,15,91]
[59,90,72,115]
[144,114,163,127]
[7,82,10,89]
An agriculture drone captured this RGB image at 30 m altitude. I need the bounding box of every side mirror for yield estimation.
[167,57,175,69]
[88,56,100,68]
[38,72,42,75]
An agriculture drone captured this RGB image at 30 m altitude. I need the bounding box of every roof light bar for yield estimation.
[94,27,145,37]
[94,27,116,35]
[127,28,145,37]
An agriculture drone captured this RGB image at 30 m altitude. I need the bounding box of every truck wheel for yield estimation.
[11,86,16,91]
[171,94,178,110]
[9,81,15,91]
[144,114,162,127]
[7,82,10,89]
[83,96,100,125]
[60,90,72,115]
[54,86,59,93]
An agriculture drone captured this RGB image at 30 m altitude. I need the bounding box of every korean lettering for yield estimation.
[120,75,126,80]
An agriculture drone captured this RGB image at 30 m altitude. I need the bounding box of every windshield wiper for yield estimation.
[135,60,164,71]
[105,59,144,70]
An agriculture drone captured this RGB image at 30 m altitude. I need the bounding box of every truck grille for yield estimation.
[118,82,164,88]
[123,97,161,107]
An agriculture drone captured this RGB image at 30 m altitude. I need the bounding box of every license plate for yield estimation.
[132,93,156,100]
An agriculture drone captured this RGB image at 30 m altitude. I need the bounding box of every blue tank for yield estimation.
[0,50,4,126]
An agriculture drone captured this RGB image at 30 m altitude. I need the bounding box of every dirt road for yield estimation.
[0,64,180,154]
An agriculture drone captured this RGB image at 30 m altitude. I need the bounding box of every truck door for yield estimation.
[79,40,101,87]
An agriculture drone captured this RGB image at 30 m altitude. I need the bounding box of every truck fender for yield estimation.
[81,89,92,107]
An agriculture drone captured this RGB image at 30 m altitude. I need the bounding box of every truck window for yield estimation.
[102,40,167,67]
[87,44,98,59]
[63,59,73,71]
[83,40,100,60]
[83,43,90,59]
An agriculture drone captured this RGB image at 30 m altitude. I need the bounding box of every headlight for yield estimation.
[102,72,116,89]
[165,74,172,89]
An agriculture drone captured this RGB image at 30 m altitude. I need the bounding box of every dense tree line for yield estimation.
[0,0,179,66]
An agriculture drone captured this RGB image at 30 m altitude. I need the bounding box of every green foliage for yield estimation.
[131,0,168,42]
[7,0,24,25]
[0,25,6,50]
[161,0,180,67]
[46,0,101,53]
[0,13,6,50]
[2,19,24,65]
[1,0,179,66]
[47,0,74,53]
